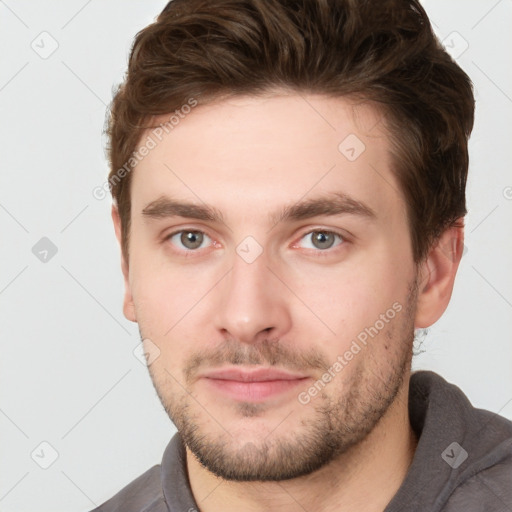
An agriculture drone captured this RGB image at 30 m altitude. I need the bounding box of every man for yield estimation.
[94,0,512,510]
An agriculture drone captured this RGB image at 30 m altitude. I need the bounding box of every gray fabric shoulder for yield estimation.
[90,465,165,512]
[384,371,512,512]
[443,455,512,511]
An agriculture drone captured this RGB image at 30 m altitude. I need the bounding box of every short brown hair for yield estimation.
[106,0,474,265]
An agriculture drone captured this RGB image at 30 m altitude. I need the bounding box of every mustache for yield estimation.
[183,337,330,384]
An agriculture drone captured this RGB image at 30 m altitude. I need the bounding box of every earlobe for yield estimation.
[414,221,465,328]
[111,205,137,323]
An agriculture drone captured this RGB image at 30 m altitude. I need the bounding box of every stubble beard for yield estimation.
[143,281,418,482]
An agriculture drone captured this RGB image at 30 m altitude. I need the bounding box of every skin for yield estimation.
[112,93,464,512]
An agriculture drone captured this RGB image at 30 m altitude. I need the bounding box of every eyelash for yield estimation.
[163,228,348,256]
[163,229,215,257]
[292,230,346,255]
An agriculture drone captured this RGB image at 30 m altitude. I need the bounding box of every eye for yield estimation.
[297,230,344,250]
[167,230,212,251]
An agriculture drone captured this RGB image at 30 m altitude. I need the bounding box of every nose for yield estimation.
[213,249,292,344]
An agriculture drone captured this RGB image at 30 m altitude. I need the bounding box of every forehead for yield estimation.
[130,93,404,223]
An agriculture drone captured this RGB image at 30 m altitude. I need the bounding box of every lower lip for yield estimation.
[203,377,309,402]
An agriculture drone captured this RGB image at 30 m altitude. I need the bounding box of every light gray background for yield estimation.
[1,1,511,511]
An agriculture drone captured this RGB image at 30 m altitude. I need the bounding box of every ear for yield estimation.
[414,220,465,328]
[112,204,137,323]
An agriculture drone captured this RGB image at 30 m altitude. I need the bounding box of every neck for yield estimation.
[186,375,417,512]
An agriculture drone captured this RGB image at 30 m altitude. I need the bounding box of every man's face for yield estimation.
[119,94,419,481]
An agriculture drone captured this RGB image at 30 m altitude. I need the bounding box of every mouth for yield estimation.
[199,367,310,402]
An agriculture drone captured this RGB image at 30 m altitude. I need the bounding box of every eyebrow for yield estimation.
[141,192,377,225]
[142,197,224,223]
[272,192,377,225]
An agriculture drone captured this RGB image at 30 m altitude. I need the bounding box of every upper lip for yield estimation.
[202,367,309,382]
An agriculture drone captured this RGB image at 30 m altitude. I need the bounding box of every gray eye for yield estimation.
[311,231,336,249]
[297,230,344,251]
[167,230,213,252]
[180,231,204,249]
[169,230,210,250]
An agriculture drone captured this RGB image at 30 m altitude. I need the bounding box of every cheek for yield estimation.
[130,247,211,322]
[284,245,411,346]
[128,252,222,364]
